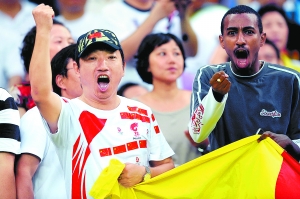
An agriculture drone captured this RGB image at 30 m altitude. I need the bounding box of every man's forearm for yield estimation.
[29,32,52,103]
[120,18,156,62]
[16,176,34,199]
[180,16,198,57]
[0,153,16,199]
[189,88,227,143]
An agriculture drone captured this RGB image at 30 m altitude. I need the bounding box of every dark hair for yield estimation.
[135,33,186,84]
[51,44,77,96]
[221,5,263,35]
[75,43,125,67]
[20,19,66,74]
[257,3,300,55]
[264,38,280,59]
[257,3,289,24]
[117,82,139,96]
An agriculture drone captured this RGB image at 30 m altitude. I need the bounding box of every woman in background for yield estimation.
[258,3,300,71]
[135,33,209,166]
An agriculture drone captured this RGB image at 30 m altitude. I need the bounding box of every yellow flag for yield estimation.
[90,135,300,199]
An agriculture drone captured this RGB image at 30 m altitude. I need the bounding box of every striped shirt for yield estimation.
[0,88,20,154]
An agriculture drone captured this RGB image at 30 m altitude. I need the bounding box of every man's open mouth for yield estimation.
[97,75,110,91]
[234,49,249,59]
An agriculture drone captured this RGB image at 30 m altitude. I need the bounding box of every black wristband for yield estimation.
[212,90,224,102]
[182,34,189,42]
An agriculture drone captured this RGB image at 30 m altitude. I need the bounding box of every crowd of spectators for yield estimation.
[0,1,300,199]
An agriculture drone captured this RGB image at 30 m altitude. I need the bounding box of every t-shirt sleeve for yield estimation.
[19,108,47,160]
[147,111,175,161]
[0,88,20,154]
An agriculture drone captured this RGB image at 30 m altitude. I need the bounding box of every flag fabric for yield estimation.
[90,135,300,199]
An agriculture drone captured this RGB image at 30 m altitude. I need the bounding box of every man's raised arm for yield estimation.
[29,4,61,133]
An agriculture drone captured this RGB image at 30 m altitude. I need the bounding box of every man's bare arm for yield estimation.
[29,4,61,133]
[0,153,16,199]
[16,154,40,199]
[177,0,198,57]
[121,0,176,62]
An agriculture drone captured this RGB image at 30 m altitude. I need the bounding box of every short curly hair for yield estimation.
[221,5,263,35]
[20,19,65,74]
[135,33,186,84]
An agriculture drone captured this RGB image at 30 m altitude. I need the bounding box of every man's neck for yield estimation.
[0,1,21,18]
[124,0,153,10]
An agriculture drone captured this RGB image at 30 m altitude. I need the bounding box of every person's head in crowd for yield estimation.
[219,5,266,75]
[258,38,280,64]
[136,33,186,85]
[257,0,287,7]
[75,29,125,99]
[117,82,148,99]
[221,4,263,35]
[57,0,87,15]
[257,3,289,53]
[21,19,74,75]
[51,44,82,98]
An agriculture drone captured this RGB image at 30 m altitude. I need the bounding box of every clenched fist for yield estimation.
[32,4,55,33]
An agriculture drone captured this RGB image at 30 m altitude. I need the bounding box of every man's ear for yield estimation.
[122,62,126,77]
[72,61,81,79]
[56,75,66,90]
[219,35,225,49]
[260,32,267,47]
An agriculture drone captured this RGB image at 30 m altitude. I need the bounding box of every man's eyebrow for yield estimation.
[226,26,255,31]
[242,26,255,30]
[226,27,237,31]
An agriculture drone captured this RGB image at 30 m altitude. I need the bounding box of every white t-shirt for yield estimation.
[19,107,67,199]
[49,96,174,199]
[0,30,25,89]
[55,12,106,41]
[0,0,36,50]
[0,1,36,89]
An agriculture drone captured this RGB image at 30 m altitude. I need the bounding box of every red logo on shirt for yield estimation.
[130,123,141,139]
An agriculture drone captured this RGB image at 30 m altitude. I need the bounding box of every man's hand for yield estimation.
[172,0,192,18]
[150,0,176,22]
[258,131,292,148]
[209,71,231,96]
[184,130,209,150]
[118,163,145,188]
[258,131,300,161]
[32,4,54,33]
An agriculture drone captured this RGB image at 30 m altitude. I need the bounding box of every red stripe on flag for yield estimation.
[275,151,300,199]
